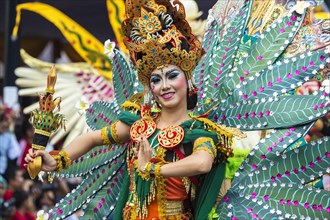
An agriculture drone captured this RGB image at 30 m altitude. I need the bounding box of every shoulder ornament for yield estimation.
[194,117,246,162]
[121,92,144,113]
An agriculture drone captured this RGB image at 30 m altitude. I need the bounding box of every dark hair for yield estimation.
[13,190,29,208]
[4,165,22,182]
[187,92,197,110]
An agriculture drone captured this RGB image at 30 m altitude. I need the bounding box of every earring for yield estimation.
[151,97,161,113]
[188,85,198,97]
[143,87,151,105]
[187,79,198,97]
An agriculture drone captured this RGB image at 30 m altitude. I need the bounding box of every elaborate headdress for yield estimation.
[122,0,204,89]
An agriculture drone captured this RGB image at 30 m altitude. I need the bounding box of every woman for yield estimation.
[24,0,242,218]
[25,0,330,219]
[26,63,232,219]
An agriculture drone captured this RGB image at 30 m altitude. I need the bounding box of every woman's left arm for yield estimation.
[137,136,215,178]
[159,150,214,177]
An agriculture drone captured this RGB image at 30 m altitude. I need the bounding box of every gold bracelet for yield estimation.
[154,163,162,178]
[52,150,71,172]
[134,160,150,180]
[149,163,156,178]
[135,159,165,180]
[142,162,151,173]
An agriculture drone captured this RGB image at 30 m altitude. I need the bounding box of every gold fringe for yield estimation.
[129,141,170,219]
[101,127,112,146]
[111,121,123,144]
[195,117,246,140]
[182,177,191,195]
[155,163,166,219]
[121,100,141,112]
[194,117,246,163]
[193,137,216,159]
[215,134,234,163]
[134,179,157,219]
[155,145,167,159]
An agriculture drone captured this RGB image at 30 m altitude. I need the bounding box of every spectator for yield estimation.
[0,106,21,175]
[17,120,34,170]
[3,166,25,202]
[0,175,7,206]
[35,188,56,212]
[11,190,36,220]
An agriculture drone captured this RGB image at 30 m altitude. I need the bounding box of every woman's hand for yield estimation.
[24,148,57,172]
[135,134,152,172]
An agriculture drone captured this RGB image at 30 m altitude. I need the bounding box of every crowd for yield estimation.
[0,98,82,220]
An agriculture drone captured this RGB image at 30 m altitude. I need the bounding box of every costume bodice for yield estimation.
[115,102,241,219]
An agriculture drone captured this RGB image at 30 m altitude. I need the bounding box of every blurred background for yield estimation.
[0,1,329,220]
[0,0,215,93]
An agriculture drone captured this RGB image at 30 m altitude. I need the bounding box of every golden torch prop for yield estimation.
[27,65,65,179]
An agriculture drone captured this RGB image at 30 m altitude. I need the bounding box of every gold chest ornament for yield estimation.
[130,118,184,149]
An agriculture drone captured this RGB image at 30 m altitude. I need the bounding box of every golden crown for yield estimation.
[122,0,204,87]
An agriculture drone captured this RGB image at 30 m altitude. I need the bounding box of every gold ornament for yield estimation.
[130,118,157,140]
[122,0,204,88]
[158,125,184,149]
[27,65,65,179]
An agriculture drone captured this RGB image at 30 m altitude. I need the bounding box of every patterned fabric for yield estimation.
[193,137,217,159]
[46,1,329,219]
[118,107,226,219]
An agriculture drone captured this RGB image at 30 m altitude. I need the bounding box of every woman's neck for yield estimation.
[157,107,190,129]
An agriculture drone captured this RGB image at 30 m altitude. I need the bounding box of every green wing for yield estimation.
[49,146,127,219]
[111,49,143,105]
[216,135,330,219]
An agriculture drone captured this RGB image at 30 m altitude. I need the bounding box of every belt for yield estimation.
[164,200,184,216]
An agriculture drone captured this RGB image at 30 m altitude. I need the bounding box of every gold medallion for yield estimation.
[158,125,184,149]
[130,118,156,139]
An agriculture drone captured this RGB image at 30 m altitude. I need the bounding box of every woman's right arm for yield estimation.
[25,120,131,172]
[67,120,131,159]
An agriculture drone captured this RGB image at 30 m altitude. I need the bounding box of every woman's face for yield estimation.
[150,65,188,109]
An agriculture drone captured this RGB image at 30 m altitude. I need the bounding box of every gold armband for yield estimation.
[101,121,123,146]
[193,137,217,159]
[111,121,123,144]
